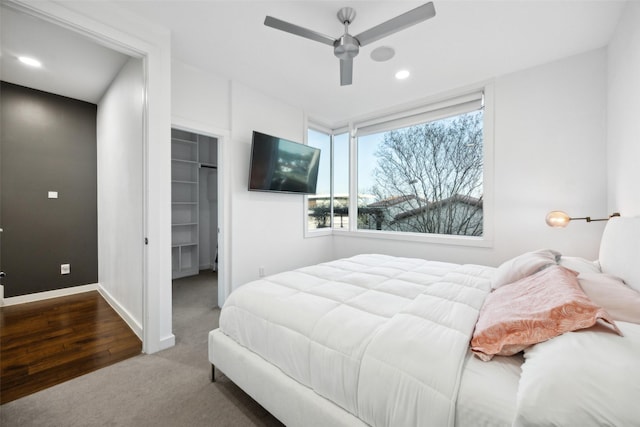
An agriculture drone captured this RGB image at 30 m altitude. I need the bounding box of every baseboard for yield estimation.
[199,263,215,271]
[1,283,99,307]
[159,334,176,351]
[97,285,143,341]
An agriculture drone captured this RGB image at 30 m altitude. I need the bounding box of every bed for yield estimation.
[208,216,640,426]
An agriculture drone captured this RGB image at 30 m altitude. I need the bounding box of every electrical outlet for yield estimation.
[61,264,70,275]
[259,267,265,277]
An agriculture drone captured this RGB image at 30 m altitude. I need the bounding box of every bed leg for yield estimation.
[211,364,216,382]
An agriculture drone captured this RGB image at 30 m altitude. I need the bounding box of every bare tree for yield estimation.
[362,110,484,235]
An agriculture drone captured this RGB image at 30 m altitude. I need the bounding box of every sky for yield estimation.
[308,129,381,197]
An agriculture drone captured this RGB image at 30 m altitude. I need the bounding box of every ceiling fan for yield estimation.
[264,2,436,86]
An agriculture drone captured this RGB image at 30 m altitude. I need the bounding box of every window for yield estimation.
[357,109,484,236]
[332,132,349,229]
[306,87,491,242]
[307,128,331,230]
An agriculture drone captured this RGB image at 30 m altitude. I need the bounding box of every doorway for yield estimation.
[0,0,174,354]
[171,128,218,280]
[0,3,132,301]
[171,127,220,319]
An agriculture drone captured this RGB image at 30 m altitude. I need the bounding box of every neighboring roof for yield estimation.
[393,195,483,221]
[367,195,417,208]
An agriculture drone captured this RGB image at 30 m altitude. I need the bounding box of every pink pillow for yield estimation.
[578,273,640,324]
[472,265,621,361]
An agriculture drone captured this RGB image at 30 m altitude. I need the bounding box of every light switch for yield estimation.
[48,191,58,199]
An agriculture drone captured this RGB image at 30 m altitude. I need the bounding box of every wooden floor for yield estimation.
[0,291,142,404]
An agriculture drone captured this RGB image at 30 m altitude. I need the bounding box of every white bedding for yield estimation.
[456,352,523,427]
[212,218,640,427]
[219,254,494,427]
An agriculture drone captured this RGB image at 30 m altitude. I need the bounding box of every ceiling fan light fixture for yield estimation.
[395,69,410,80]
[370,46,395,62]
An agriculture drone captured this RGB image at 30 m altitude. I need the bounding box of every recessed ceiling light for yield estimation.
[370,46,395,62]
[18,56,42,68]
[395,69,410,80]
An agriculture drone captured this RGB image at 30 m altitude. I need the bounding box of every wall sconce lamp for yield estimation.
[545,211,620,228]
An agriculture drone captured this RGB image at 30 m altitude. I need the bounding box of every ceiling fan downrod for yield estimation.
[334,7,359,61]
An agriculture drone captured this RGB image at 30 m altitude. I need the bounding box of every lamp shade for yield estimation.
[546,210,571,228]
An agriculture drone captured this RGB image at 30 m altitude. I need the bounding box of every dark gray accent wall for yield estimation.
[1,81,98,297]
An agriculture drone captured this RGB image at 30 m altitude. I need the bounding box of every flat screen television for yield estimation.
[248,131,321,194]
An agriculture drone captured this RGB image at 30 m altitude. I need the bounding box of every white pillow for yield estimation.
[578,273,640,324]
[558,256,601,275]
[599,216,640,292]
[491,249,560,289]
[514,322,640,426]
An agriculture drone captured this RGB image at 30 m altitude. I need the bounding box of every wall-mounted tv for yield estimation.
[248,131,321,194]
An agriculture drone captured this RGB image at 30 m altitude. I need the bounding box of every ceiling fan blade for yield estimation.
[354,2,436,47]
[264,16,335,46]
[340,58,353,86]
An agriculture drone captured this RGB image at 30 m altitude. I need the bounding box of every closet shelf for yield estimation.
[199,163,217,169]
[171,137,197,145]
[172,242,197,248]
[172,159,198,165]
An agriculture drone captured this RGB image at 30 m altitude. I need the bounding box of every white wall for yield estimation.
[607,0,640,216]
[229,81,333,290]
[97,57,144,335]
[333,49,608,265]
[492,48,608,261]
[172,60,230,133]
[171,63,334,294]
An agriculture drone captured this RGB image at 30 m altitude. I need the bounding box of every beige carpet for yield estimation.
[0,271,284,427]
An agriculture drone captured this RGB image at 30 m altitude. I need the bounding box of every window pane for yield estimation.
[307,128,331,230]
[332,133,349,229]
[357,110,484,236]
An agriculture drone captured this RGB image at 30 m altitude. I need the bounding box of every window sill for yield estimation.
[331,228,493,248]
[304,228,333,238]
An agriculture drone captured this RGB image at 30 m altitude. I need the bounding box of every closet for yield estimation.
[171,128,218,279]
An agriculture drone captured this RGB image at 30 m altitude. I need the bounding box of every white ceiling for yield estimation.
[1,1,626,124]
[0,5,130,104]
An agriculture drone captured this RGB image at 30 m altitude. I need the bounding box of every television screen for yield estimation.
[248,131,321,194]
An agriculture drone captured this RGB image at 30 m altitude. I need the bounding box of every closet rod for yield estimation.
[200,164,217,169]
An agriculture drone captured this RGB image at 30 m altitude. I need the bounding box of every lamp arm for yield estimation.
[570,216,590,222]
[575,212,620,223]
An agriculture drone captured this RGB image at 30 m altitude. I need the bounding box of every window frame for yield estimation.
[305,83,494,247]
[304,122,334,238]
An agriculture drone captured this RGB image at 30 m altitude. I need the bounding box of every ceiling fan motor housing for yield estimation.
[334,34,359,60]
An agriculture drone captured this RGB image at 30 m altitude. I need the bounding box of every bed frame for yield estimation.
[209,330,367,427]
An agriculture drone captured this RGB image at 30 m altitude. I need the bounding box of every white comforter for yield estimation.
[219,254,493,427]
